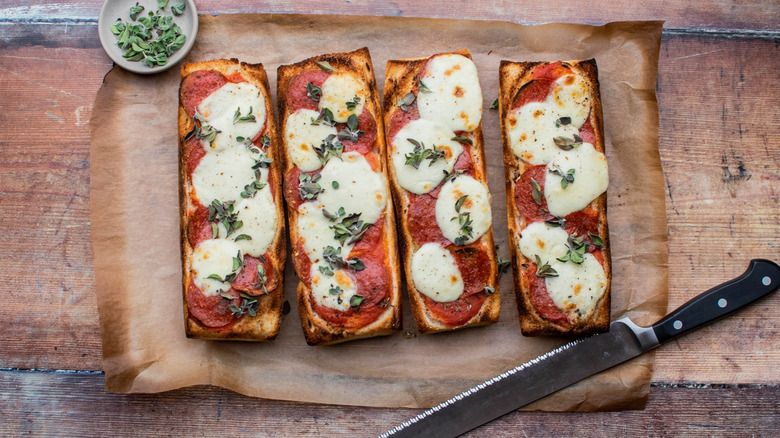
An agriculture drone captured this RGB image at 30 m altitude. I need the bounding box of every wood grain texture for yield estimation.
[1,0,779,31]
[1,371,778,437]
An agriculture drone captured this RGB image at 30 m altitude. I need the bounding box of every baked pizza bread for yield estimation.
[384,49,500,334]
[178,59,285,340]
[278,48,402,345]
[499,59,611,336]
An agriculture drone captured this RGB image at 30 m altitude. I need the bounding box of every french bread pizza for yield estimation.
[278,48,402,345]
[384,50,500,334]
[178,59,285,340]
[499,60,611,336]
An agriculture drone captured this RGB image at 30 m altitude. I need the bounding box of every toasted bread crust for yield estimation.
[179,59,286,341]
[499,59,611,336]
[278,48,402,345]
[383,49,500,334]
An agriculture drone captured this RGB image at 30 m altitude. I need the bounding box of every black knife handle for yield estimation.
[652,259,780,344]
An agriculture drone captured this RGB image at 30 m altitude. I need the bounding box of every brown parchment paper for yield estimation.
[90,15,667,411]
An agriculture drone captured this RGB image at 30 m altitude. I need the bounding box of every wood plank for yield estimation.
[0,24,777,384]
[1,371,778,436]
[0,0,779,32]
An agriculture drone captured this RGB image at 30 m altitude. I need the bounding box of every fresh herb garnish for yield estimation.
[337,113,365,142]
[555,116,572,127]
[260,134,271,149]
[534,255,558,277]
[398,92,416,112]
[553,134,583,151]
[229,292,259,318]
[378,297,390,308]
[252,153,273,169]
[316,61,334,72]
[332,181,339,189]
[483,286,495,295]
[496,245,511,277]
[345,96,361,111]
[310,107,336,127]
[185,113,220,146]
[110,2,187,68]
[235,136,259,153]
[350,294,364,309]
[530,178,543,205]
[322,206,346,222]
[298,173,323,201]
[588,232,605,249]
[557,234,589,264]
[314,134,344,164]
[404,138,446,169]
[240,178,267,199]
[452,195,474,246]
[442,168,465,183]
[306,82,322,102]
[549,166,575,189]
[490,98,499,109]
[158,0,169,8]
[417,77,432,93]
[451,136,473,145]
[331,212,372,245]
[171,2,186,16]
[208,199,242,237]
[546,216,566,228]
[253,264,268,294]
[234,234,252,242]
[233,106,256,124]
[208,251,243,283]
[319,265,334,276]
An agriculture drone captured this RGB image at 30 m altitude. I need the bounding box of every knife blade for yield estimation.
[381,259,779,438]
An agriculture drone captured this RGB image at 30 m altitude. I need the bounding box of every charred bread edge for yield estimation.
[383,49,500,335]
[179,59,286,341]
[498,59,611,337]
[277,47,402,346]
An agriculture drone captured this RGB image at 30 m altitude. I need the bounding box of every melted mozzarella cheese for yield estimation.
[544,142,609,217]
[198,82,266,153]
[507,102,579,165]
[435,175,492,245]
[192,147,264,205]
[284,108,337,172]
[191,239,241,296]
[296,202,355,265]
[319,73,367,123]
[317,151,387,224]
[518,221,569,266]
[310,266,358,312]
[410,243,463,302]
[417,54,482,132]
[546,254,607,316]
[218,187,277,257]
[391,118,463,195]
[552,74,591,128]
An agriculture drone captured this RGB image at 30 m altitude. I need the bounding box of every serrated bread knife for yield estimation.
[381,259,780,438]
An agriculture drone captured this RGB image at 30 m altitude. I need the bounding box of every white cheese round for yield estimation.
[417,54,483,132]
[310,266,358,312]
[391,118,463,195]
[544,142,609,217]
[296,202,355,265]
[218,187,278,258]
[518,221,569,266]
[506,102,579,165]
[410,243,464,303]
[191,238,241,297]
[317,151,387,224]
[192,146,262,206]
[552,74,591,129]
[435,175,492,245]
[197,82,266,153]
[319,73,368,123]
[546,254,607,316]
[284,108,337,172]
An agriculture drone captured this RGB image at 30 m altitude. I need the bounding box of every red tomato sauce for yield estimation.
[187,283,238,329]
[514,164,553,223]
[407,193,451,247]
[286,70,331,112]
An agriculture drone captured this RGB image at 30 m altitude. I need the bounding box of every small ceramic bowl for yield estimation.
[98,0,198,74]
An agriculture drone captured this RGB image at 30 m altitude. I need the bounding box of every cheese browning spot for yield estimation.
[454,86,464,97]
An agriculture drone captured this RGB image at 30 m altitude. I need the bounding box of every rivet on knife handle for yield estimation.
[652,259,780,344]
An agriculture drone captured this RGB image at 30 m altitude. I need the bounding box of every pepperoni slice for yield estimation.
[187,283,238,328]
[515,165,553,222]
[579,117,596,145]
[407,193,450,247]
[311,244,389,329]
[188,206,213,248]
[180,70,228,117]
[349,217,384,255]
[511,78,554,111]
[232,255,278,296]
[340,108,377,155]
[387,105,420,144]
[423,293,487,327]
[565,208,599,240]
[225,72,246,83]
[293,239,312,284]
[523,264,571,328]
[451,245,492,297]
[531,62,572,81]
[454,143,475,174]
[286,70,331,112]
[184,136,206,178]
[283,167,323,211]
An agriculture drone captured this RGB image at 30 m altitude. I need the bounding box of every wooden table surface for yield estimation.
[1,1,778,436]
